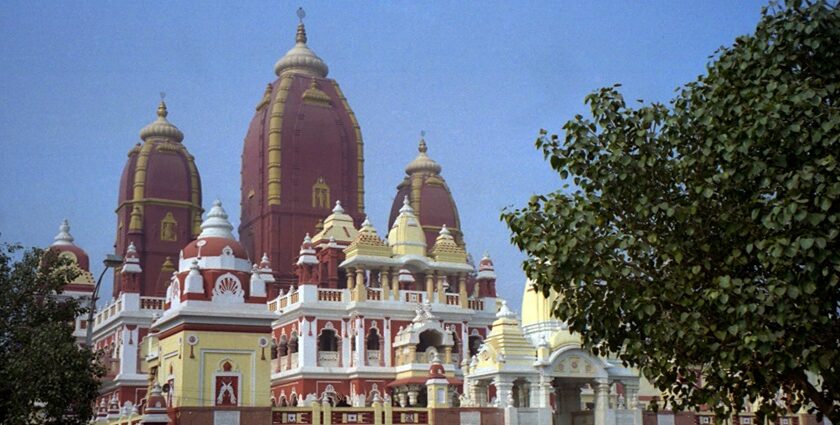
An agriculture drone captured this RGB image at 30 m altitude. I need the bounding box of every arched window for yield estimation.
[318,328,339,352]
[417,330,442,353]
[366,328,380,351]
[469,335,483,357]
[278,335,288,357]
[288,332,299,354]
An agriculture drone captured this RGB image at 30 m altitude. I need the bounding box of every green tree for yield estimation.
[0,243,104,424]
[502,1,839,422]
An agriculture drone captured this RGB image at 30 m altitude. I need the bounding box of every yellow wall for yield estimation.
[156,330,271,408]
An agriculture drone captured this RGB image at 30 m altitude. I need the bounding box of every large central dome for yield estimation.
[240,13,365,292]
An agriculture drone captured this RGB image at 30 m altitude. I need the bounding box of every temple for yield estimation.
[43,8,818,425]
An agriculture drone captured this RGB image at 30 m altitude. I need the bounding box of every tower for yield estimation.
[48,219,96,345]
[388,136,463,251]
[240,10,365,291]
[114,100,203,298]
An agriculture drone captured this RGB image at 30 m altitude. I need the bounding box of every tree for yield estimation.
[502,1,839,422]
[0,242,104,424]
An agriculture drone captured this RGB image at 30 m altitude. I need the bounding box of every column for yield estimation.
[381,269,391,300]
[391,268,401,301]
[458,274,468,308]
[594,379,610,425]
[355,268,367,301]
[425,273,435,302]
[444,346,453,364]
[346,267,356,291]
[356,317,366,367]
[384,319,392,367]
[495,377,513,408]
[436,274,446,304]
[624,381,642,425]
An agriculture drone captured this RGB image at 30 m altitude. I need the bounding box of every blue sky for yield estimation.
[0,1,767,309]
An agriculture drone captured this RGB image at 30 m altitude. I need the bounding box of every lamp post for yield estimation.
[85,254,124,347]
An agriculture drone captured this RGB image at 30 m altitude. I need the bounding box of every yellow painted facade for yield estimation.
[151,330,272,408]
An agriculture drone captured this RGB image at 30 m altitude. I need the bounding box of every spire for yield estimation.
[333,200,345,214]
[405,133,442,175]
[274,7,329,77]
[199,200,235,239]
[52,219,74,246]
[399,195,414,215]
[139,98,184,143]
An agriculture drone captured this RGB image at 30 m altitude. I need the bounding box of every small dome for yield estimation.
[405,137,442,175]
[49,219,90,271]
[139,100,184,143]
[181,200,248,260]
[274,18,329,78]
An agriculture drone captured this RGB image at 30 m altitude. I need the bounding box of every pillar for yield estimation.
[624,381,642,425]
[356,268,367,301]
[495,377,513,408]
[311,399,321,425]
[391,268,401,301]
[373,397,383,425]
[381,269,390,300]
[425,273,435,303]
[436,274,446,304]
[444,346,453,364]
[594,379,610,425]
[346,268,356,291]
[458,274,468,308]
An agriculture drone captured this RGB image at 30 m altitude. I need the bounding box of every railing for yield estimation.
[366,288,382,301]
[403,291,424,304]
[140,296,164,310]
[318,351,339,367]
[318,289,343,302]
[467,298,484,310]
[445,294,459,306]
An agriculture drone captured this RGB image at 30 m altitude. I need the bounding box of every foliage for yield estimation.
[502,1,839,422]
[0,243,104,424]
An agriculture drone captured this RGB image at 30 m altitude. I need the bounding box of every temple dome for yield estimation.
[240,9,365,287]
[388,136,463,252]
[49,219,90,271]
[182,200,248,260]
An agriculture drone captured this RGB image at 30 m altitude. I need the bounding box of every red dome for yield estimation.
[182,236,249,261]
[388,139,462,251]
[49,219,90,271]
[113,101,203,298]
[240,25,364,286]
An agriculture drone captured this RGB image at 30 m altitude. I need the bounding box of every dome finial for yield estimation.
[295,7,307,44]
[418,131,427,153]
[157,92,167,118]
[52,218,74,246]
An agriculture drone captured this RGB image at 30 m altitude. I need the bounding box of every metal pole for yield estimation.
[85,254,123,347]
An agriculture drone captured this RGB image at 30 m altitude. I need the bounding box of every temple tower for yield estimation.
[240,10,365,291]
[114,100,203,298]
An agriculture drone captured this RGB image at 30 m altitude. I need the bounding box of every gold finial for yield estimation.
[157,92,167,118]
[296,7,307,44]
[418,131,427,153]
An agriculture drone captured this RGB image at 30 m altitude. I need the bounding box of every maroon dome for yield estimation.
[49,219,91,271]
[182,236,249,261]
[388,138,463,251]
[240,21,364,288]
[113,101,203,297]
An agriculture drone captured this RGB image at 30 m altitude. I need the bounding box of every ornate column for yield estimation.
[495,377,514,408]
[594,378,610,425]
[624,380,642,425]
[444,346,453,364]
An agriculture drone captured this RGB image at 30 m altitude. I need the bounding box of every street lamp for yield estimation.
[85,253,124,347]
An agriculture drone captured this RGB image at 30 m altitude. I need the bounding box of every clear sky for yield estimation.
[0,1,767,310]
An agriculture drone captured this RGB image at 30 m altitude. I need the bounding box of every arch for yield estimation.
[417,329,443,353]
[277,334,289,357]
[366,327,381,351]
[468,334,483,357]
[212,273,244,303]
[288,332,299,354]
[318,328,339,352]
[545,346,609,379]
